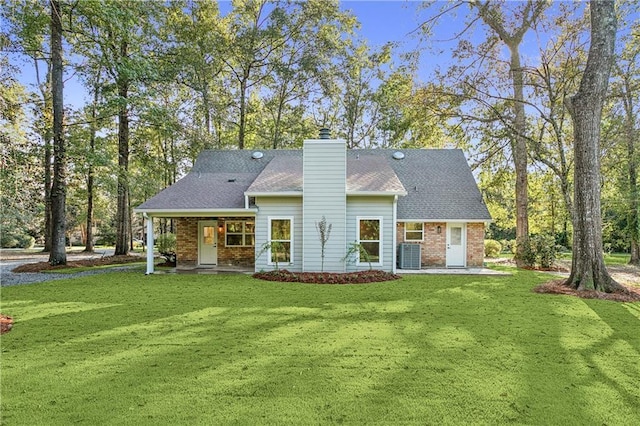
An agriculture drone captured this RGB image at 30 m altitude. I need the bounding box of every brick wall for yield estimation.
[466,222,485,267]
[175,217,256,268]
[397,222,446,267]
[397,221,486,268]
[176,217,200,267]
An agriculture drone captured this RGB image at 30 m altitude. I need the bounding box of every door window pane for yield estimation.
[451,227,462,245]
[203,226,214,245]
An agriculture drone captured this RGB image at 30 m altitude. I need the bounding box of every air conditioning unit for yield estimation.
[398,243,421,269]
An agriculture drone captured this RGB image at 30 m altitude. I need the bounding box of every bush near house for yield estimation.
[484,239,502,258]
[156,233,176,265]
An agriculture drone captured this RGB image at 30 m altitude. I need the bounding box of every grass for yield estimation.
[1,269,639,425]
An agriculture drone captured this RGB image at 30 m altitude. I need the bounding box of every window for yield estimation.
[225,221,255,246]
[404,222,424,241]
[357,218,382,264]
[269,218,292,264]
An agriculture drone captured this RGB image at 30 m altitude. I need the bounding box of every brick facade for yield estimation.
[176,217,484,270]
[397,222,485,268]
[465,222,485,267]
[175,217,255,268]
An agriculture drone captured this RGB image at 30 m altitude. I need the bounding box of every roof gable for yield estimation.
[136,148,491,221]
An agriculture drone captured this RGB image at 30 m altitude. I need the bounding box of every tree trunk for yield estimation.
[623,78,640,265]
[508,46,530,267]
[238,75,248,150]
[564,0,624,292]
[114,40,130,256]
[43,126,52,253]
[36,59,53,253]
[473,1,549,267]
[48,0,66,266]
[84,85,99,253]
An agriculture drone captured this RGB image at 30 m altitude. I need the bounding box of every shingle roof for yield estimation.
[245,155,406,195]
[346,156,406,194]
[246,156,303,193]
[135,148,491,221]
[355,149,492,221]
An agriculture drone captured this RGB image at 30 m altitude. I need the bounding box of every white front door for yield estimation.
[198,221,218,265]
[446,223,466,267]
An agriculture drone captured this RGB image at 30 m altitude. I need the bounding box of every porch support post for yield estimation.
[392,195,398,274]
[145,213,154,274]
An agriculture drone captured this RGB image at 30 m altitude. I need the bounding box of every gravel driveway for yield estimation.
[0,249,140,287]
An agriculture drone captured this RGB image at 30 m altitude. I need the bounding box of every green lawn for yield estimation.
[1,269,639,425]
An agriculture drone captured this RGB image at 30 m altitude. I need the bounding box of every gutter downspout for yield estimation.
[392,195,398,274]
[145,213,154,275]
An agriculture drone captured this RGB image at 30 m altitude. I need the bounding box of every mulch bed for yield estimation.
[11,255,144,273]
[534,279,640,302]
[253,269,402,284]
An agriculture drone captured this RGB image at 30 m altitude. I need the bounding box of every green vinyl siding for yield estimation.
[302,140,347,272]
[254,197,303,272]
[346,196,395,272]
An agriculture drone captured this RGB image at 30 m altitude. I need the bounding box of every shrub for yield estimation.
[96,223,116,246]
[16,235,35,249]
[1,232,34,249]
[500,239,517,254]
[531,234,559,269]
[484,240,502,258]
[1,234,19,248]
[156,233,176,264]
[516,234,561,269]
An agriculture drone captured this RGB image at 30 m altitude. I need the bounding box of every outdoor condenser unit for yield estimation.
[398,243,421,270]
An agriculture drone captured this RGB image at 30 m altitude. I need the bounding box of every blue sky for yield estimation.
[10,1,434,107]
[9,1,614,108]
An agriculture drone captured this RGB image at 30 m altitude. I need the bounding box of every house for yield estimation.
[134,131,491,274]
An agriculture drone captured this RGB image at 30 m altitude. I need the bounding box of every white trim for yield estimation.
[145,214,154,275]
[404,221,425,242]
[225,220,255,247]
[392,196,398,274]
[267,216,294,266]
[244,191,302,197]
[347,190,407,196]
[446,222,467,268]
[356,216,383,267]
[133,208,257,217]
[198,220,218,266]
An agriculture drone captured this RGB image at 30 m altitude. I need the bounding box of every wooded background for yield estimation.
[1,1,638,269]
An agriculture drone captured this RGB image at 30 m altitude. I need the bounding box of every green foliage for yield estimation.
[1,231,35,249]
[96,222,116,246]
[255,240,286,271]
[342,241,372,270]
[498,239,517,254]
[518,234,561,269]
[484,239,502,258]
[156,232,176,263]
[2,270,640,424]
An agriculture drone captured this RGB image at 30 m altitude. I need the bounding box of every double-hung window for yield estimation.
[357,217,382,265]
[269,218,292,264]
[404,222,424,241]
[225,221,255,246]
